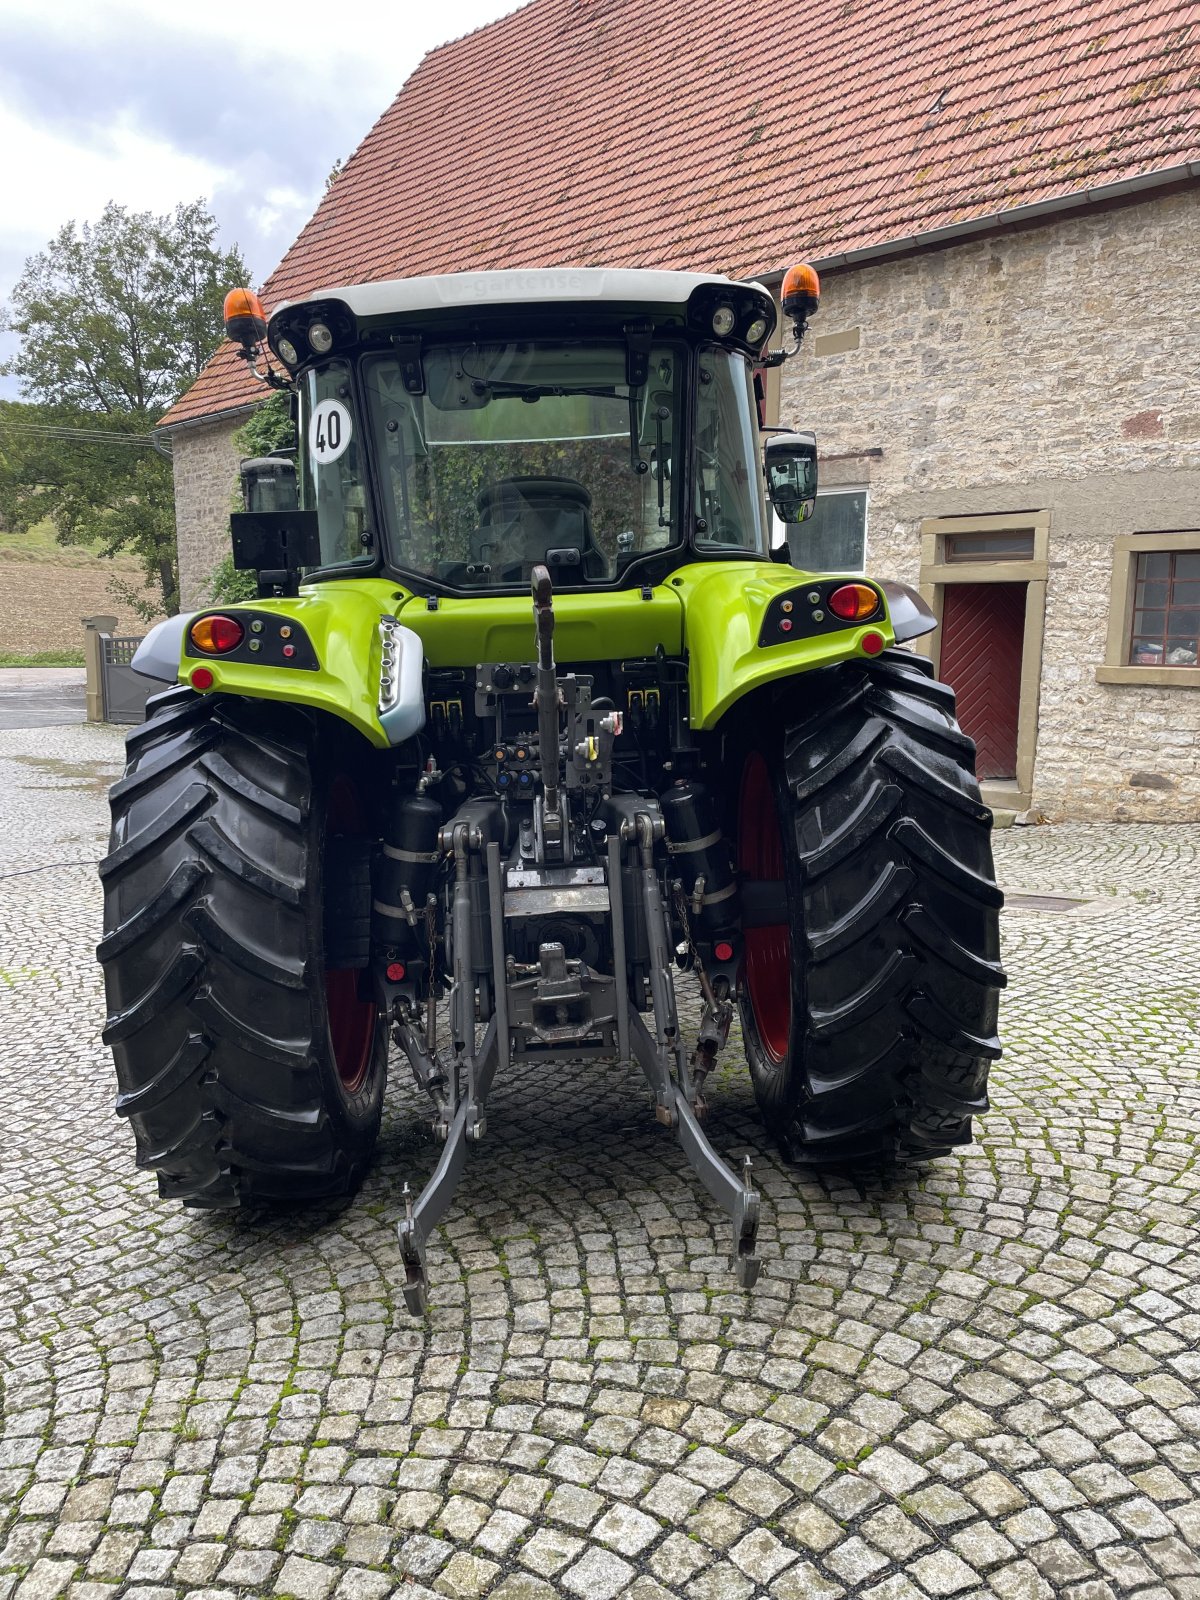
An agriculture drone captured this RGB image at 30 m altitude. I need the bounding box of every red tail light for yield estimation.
[828,584,881,622]
[190,614,245,654]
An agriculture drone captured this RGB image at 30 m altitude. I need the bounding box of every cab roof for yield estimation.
[273,267,765,322]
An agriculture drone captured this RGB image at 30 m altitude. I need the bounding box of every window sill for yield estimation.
[1096,665,1200,688]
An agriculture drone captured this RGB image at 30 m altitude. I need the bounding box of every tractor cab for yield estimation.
[226,269,819,598]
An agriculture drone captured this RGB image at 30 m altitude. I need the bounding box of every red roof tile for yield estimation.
[163,0,1200,427]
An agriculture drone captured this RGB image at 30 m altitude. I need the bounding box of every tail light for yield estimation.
[190,614,245,654]
[828,584,881,622]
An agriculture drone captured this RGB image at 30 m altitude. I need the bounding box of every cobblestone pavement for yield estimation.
[2,721,1199,1600]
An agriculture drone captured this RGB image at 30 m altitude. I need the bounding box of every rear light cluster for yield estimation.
[827,584,881,622]
[190,614,244,654]
[188,615,244,692]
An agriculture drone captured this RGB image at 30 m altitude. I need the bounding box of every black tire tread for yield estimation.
[742,648,1005,1165]
[99,693,384,1207]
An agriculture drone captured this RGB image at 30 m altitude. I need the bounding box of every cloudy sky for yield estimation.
[0,0,528,399]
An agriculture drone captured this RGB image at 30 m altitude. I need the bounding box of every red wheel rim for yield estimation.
[324,776,377,1094]
[739,753,791,1064]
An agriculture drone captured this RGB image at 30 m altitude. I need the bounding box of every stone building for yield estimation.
[160,0,1200,819]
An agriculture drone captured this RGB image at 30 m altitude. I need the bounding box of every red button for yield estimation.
[190,667,214,690]
[282,644,296,658]
[779,619,793,633]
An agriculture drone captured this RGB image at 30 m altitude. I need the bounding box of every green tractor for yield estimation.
[99,265,1004,1311]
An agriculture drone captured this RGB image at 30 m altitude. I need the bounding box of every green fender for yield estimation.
[177,579,407,748]
[175,565,892,745]
[668,561,895,730]
[174,579,685,747]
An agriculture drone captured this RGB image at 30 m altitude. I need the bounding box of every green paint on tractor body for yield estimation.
[177,565,895,743]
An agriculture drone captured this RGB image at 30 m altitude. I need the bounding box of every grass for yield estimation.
[0,515,63,554]
[0,649,86,667]
[0,516,113,566]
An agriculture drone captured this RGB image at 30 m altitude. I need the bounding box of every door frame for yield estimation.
[915,512,1050,812]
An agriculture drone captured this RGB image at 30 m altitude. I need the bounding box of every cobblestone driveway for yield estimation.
[2,722,1199,1600]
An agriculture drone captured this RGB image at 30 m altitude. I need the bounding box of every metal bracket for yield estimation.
[398,1098,469,1316]
[673,1094,761,1287]
[396,1023,499,1315]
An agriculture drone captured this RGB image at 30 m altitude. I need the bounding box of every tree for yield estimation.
[0,200,249,615]
[205,391,297,604]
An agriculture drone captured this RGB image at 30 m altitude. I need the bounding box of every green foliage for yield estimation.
[0,200,249,616]
[207,554,259,605]
[2,200,247,414]
[233,390,294,461]
[0,648,86,666]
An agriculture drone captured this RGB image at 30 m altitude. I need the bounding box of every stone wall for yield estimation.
[170,413,249,609]
[780,187,1200,820]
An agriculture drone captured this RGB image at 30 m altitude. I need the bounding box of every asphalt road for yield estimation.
[0,667,86,730]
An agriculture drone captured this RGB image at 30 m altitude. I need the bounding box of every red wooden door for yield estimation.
[938,583,1026,780]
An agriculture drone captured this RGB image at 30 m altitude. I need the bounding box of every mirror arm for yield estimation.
[234,344,291,391]
[763,323,811,369]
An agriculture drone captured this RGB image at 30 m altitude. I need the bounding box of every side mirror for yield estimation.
[765,431,818,523]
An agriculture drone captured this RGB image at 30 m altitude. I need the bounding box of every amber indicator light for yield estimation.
[223,287,267,345]
[190,614,245,654]
[828,584,881,622]
[781,262,821,316]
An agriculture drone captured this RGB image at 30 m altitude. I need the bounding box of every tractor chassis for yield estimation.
[390,574,760,1315]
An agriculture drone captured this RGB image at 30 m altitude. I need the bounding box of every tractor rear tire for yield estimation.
[98,687,386,1208]
[736,648,1005,1165]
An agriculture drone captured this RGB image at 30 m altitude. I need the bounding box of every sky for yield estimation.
[0,0,529,400]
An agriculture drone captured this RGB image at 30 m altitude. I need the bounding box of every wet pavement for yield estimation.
[0,669,86,731]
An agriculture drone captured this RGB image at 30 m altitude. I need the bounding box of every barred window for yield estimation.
[1128,550,1200,668]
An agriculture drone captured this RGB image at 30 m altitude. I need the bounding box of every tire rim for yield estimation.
[739,753,791,1065]
[324,776,377,1094]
